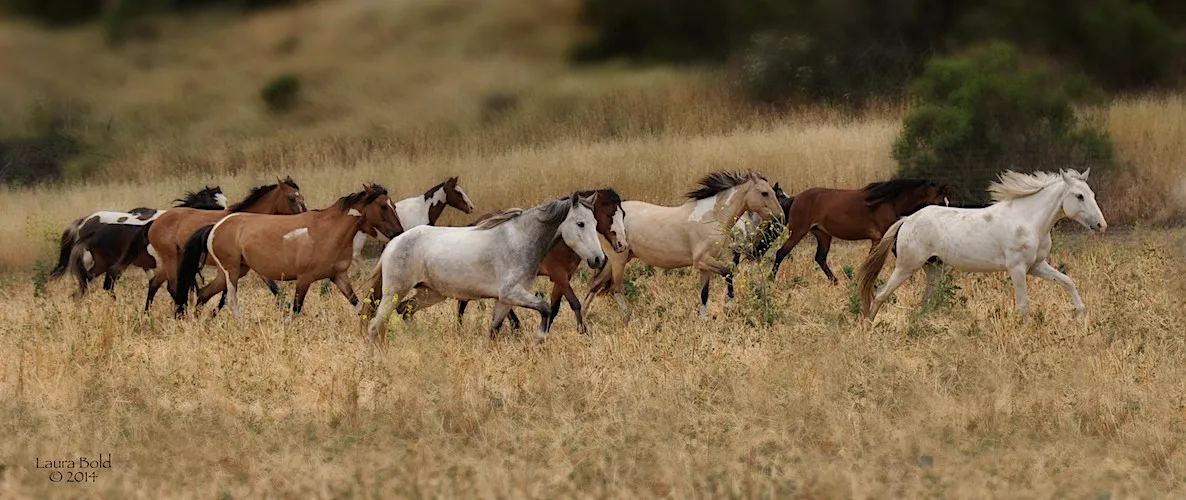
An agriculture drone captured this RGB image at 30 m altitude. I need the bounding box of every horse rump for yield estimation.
[50,218,84,279]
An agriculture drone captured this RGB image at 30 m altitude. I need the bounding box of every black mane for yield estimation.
[575,188,622,205]
[685,171,767,200]
[228,177,299,213]
[336,184,388,211]
[173,185,223,209]
[862,178,937,207]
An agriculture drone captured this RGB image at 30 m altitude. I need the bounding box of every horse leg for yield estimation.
[810,229,838,285]
[144,273,167,313]
[1006,259,1032,323]
[488,302,513,340]
[330,273,359,311]
[867,261,921,321]
[922,261,944,302]
[554,279,589,335]
[292,277,315,315]
[697,270,714,320]
[770,226,811,280]
[1029,259,1085,323]
[505,309,523,331]
[499,285,553,340]
[725,253,741,311]
[366,271,416,344]
[195,270,228,314]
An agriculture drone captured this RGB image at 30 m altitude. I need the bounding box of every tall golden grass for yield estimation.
[2,1,1186,497]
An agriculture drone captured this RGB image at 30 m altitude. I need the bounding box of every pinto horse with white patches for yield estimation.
[453,188,627,334]
[350,176,476,266]
[136,177,307,314]
[859,169,1106,323]
[49,186,227,300]
[360,192,608,343]
[176,184,402,320]
[584,171,785,319]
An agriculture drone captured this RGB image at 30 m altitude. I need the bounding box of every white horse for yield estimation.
[858,169,1107,323]
[351,176,476,266]
[361,192,607,343]
[584,171,785,319]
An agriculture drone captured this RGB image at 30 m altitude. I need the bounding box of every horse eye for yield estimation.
[577,222,585,228]
[761,192,769,196]
[1076,194,1084,201]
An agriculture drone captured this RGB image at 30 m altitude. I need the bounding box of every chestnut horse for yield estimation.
[769,178,949,284]
[51,186,226,300]
[134,177,307,314]
[584,171,784,319]
[176,184,402,320]
[453,188,627,334]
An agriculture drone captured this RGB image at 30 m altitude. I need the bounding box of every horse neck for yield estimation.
[1000,181,1068,234]
[240,192,283,214]
[314,206,367,248]
[719,187,750,225]
[508,207,564,265]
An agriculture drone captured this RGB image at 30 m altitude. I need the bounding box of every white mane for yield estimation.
[988,169,1084,202]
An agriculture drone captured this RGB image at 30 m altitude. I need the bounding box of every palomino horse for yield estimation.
[50,186,227,299]
[859,169,1106,323]
[176,184,402,319]
[350,176,476,266]
[726,182,793,300]
[769,179,949,284]
[453,188,627,334]
[584,171,784,319]
[361,192,607,343]
[136,177,307,313]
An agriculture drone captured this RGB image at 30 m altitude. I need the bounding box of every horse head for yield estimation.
[588,189,628,253]
[740,175,784,223]
[442,176,476,214]
[353,184,403,239]
[273,176,307,214]
[1060,168,1107,232]
[559,193,608,270]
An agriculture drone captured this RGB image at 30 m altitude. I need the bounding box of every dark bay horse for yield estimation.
[135,177,307,313]
[769,178,949,284]
[454,188,627,334]
[50,186,226,299]
[176,184,402,320]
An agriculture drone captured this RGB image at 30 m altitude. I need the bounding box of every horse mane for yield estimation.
[173,186,222,208]
[862,178,935,207]
[228,177,301,212]
[423,179,450,200]
[988,170,1074,202]
[473,208,524,229]
[686,171,768,200]
[576,188,622,205]
[335,184,389,212]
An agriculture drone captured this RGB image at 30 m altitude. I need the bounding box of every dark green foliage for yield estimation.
[892,42,1114,205]
[573,0,1186,93]
[259,74,301,113]
[0,101,88,187]
[2,0,306,28]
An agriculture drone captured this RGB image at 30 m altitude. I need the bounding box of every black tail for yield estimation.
[50,219,82,279]
[752,196,795,259]
[175,224,215,313]
[115,221,154,273]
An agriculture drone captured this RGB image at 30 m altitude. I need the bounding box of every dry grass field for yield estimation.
[3,0,1186,497]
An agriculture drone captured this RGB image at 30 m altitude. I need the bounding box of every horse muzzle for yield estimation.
[1094,220,1108,233]
[588,255,607,270]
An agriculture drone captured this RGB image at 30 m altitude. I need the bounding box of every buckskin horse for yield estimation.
[176,184,403,320]
[584,170,784,319]
[134,177,307,314]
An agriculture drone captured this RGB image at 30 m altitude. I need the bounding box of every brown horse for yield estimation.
[175,184,402,320]
[51,186,226,300]
[769,178,949,284]
[453,188,627,334]
[135,177,307,313]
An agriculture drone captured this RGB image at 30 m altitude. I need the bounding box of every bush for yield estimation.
[892,42,1115,205]
[0,101,89,187]
[735,31,917,107]
[259,74,301,113]
[2,0,306,27]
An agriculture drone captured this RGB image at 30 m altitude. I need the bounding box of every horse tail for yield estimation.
[68,238,91,290]
[858,218,904,317]
[359,262,384,319]
[115,221,153,273]
[50,219,83,279]
[175,224,214,309]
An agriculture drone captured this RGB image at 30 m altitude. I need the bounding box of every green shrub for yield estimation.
[259,74,301,113]
[892,42,1114,205]
[0,100,89,187]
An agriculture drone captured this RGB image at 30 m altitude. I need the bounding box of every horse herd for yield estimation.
[49,168,1107,343]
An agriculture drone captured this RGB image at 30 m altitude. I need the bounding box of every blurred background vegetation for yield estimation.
[0,0,1183,214]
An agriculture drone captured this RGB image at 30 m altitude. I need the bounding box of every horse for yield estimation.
[350,176,476,267]
[134,177,307,314]
[584,171,785,319]
[769,178,950,284]
[453,188,627,334]
[360,192,608,343]
[175,184,402,320]
[858,169,1106,324]
[725,182,793,300]
[49,186,226,300]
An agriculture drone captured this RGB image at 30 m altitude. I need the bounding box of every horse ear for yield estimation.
[580,193,596,206]
[1081,168,1090,180]
[568,192,580,205]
